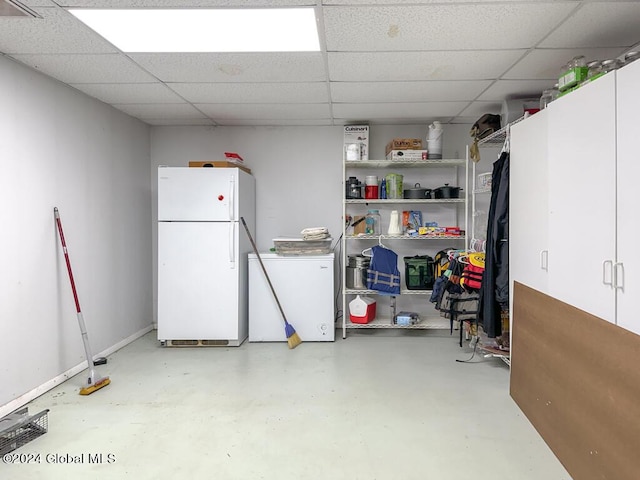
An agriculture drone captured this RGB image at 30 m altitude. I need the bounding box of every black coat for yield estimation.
[478,151,510,338]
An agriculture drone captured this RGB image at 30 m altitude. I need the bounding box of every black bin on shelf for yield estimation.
[404,255,435,290]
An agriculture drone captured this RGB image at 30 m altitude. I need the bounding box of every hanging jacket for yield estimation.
[478,151,510,338]
[366,245,401,295]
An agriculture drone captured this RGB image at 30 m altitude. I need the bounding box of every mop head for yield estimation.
[285,322,302,349]
[79,377,110,396]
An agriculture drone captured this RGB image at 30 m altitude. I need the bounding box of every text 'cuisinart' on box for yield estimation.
[343,125,369,161]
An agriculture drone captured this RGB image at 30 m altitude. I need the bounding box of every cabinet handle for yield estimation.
[539,250,548,271]
[614,262,624,290]
[602,260,613,286]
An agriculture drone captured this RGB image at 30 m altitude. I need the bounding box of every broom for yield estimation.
[54,208,111,395]
[240,217,301,349]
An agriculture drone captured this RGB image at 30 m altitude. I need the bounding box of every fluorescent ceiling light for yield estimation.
[69,8,320,53]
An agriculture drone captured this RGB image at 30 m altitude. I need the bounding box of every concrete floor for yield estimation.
[7,330,571,480]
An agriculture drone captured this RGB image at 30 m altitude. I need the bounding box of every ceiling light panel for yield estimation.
[69,8,320,52]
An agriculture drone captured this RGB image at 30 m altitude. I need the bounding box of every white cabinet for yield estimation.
[547,73,617,323]
[510,60,640,335]
[510,109,549,295]
[615,59,640,335]
[341,159,468,338]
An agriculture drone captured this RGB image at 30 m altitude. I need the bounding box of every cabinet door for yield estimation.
[510,109,549,295]
[616,60,640,335]
[547,74,617,323]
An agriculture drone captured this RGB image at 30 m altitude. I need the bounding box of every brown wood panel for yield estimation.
[511,282,640,480]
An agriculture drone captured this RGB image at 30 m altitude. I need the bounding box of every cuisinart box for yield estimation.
[343,125,369,161]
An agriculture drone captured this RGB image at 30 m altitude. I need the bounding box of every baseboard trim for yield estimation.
[0,324,153,419]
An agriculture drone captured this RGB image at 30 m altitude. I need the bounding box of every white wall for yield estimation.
[150,123,477,323]
[0,56,153,414]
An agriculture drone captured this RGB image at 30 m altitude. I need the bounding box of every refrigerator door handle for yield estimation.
[229,222,236,269]
[229,175,235,221]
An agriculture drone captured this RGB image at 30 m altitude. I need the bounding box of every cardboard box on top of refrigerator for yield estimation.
[385,138,423,155]
[189,161,252,174]
[343,125,369,161]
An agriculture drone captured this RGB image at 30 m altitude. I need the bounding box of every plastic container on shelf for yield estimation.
[477,172,492,190]
[365,209,381,235]
[365,175,379,199]
[584,60,603,84]
[539,88,555,110]
[559,56,588,91]
[601,58,621,75]
[623,51,640,66]
[385,173,403,199]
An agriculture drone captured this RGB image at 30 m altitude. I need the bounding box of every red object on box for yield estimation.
[224,152,244,162]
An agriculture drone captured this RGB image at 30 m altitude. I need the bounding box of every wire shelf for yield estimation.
[477,114,528,146]
[345,159,465,168]
[0,408,49,455]
[345,288,433,295]
[346,317,450,329]
[345,234,465,240]
[345,198,464,204]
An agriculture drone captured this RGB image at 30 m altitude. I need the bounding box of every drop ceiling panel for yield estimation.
[323,3,577,52]
[324,0,564,3]
[449,116,486,125]
[196,103,330,120]
[112,103,206,119]
[331,80,493,103]
[11,53,158,83]
[215,118,333,126]
[504,47,629,79]
[328,50,525,81]
[0,7,116,54]
[332,101,468,119]
[130,53,327,83]
[18,1,55,6]
[142,118,215,126]
[53,0,315,6]
[457,101,502,117]
[540,2,640,48]
[333,116,445,126]
[5,0,640,127]
[169,82,329,104]
[70,83,185,104]
[477,79,556,101]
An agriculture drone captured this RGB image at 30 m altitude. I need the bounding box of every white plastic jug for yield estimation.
[427,121,443,159]
[388,210,402,235]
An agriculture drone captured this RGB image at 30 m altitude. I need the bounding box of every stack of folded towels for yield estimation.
[301,227,330,240]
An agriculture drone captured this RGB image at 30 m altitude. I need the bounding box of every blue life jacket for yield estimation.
[366,245,401,295]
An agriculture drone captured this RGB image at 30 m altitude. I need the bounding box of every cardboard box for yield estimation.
[343,125,369,161]
[385,138,423,155]
[352,215,366,235]
[385,150,429,161]
[189,161,252,174]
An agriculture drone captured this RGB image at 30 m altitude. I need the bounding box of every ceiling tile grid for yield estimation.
[2,1,640,126]
[322,3,579,51]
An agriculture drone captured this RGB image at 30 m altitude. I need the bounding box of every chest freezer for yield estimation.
[249,253,335,342]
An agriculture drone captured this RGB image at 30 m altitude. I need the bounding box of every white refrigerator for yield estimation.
[157,167,255,346]
[249,253,335,342]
